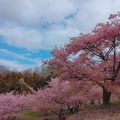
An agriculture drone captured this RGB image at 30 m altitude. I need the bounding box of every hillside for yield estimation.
[16,100,120,120]
[67,101,120,120]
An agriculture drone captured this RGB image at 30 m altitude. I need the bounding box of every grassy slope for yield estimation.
[17,100,120,120]
[67,100,120,120]
[17,111,59,120]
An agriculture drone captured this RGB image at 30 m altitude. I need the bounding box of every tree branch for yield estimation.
[112,60,120,81]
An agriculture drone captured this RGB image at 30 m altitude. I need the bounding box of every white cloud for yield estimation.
[0,23,42,50]
[0,49,42,64]
[42,27,80,50]
[0,0,120,70]
[0,22,80,51]
[0,58,26,71]
[0,49,28,60]
[0,0,120,51]
[70,0,120,33]
[0,0,76,25]
[0,58,42,71]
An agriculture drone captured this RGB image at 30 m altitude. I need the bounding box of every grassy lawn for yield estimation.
[67,99,120,120]
[17,111,59,120]
[16,99,120,120]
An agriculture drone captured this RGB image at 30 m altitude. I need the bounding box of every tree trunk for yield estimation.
[59,108,63,120]
[103,87,111,105]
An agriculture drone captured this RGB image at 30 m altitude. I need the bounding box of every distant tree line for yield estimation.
[0,66,53,94]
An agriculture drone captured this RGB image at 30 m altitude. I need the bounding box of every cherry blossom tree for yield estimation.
[33,78,101,118]
[33,78,71,119]
[87,86,102,105]
[0,92,33,120]
[44,12,120,105]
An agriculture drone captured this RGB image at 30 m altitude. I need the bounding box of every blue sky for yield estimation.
[0,0,120,71]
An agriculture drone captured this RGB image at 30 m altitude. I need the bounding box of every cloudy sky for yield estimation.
[0,0,120,71]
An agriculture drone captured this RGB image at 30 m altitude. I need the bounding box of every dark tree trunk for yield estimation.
[103,87,111,105]
[59,108,63,120]
[102,61,120,105]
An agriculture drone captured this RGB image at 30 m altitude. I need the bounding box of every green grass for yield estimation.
[17,111,58,120]
[17,99,120,120]
[17,111,43,120]
[23,111,43,116]
[111,99,120,105]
